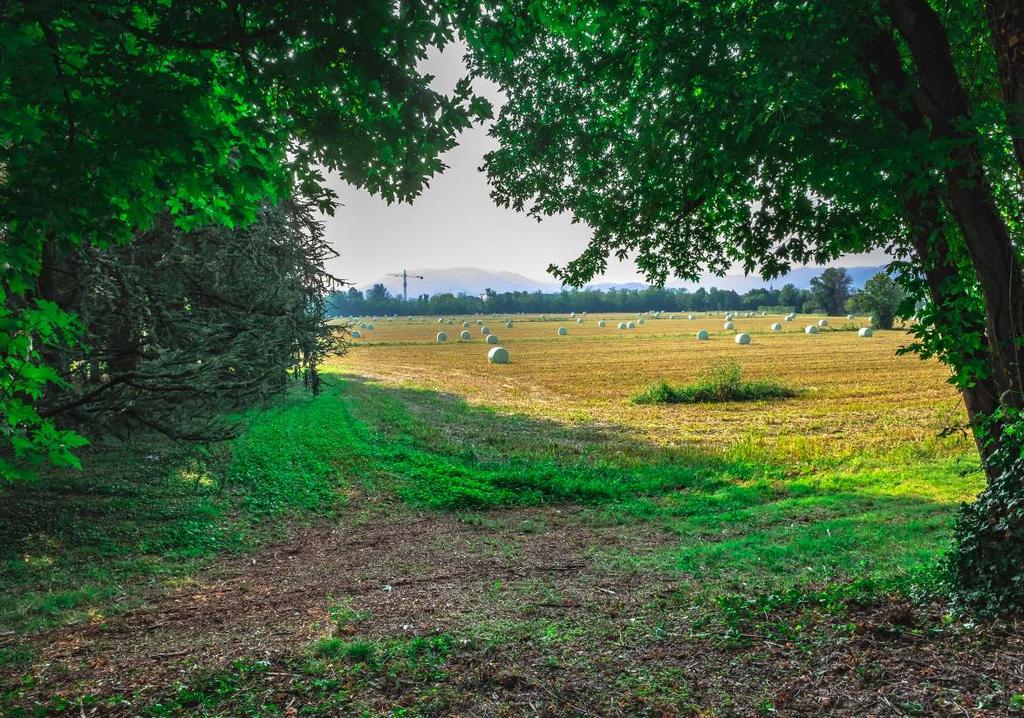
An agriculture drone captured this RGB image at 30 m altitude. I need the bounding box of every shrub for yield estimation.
[949,451,1024,615]
[631,363,798,404]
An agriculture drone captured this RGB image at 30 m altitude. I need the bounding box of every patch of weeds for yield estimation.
[311,638,377,664]
[632,363,798,404]
[327,597,370,635]
[0,644,36,670]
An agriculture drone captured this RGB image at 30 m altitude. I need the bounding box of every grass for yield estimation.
[631,362,798,404]
[0,312,996,715]
[0,384,354,633]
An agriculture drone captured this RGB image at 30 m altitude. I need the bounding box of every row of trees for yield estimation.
[329,268,904,325]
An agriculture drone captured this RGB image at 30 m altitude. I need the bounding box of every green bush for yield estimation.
[632,363,798,405]
[950,454,1024,614]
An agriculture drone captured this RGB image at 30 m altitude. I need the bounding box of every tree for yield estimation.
[41,200,342,442]
[810,269,853,317]
[851,273,906,330]
[463,0,1024,608]
[2,2,489,480]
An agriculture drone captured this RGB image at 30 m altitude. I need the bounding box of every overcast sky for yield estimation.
[321,43,889,288]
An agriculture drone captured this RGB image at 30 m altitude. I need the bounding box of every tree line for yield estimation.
[330,268,905,328]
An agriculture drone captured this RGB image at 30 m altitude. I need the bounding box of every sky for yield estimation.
[321,43,890,289]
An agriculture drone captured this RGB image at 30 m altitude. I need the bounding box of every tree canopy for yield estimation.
[1,1,490,480]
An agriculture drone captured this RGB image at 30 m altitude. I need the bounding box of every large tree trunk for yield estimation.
[860,23,1002,467]
[884,0,1024,443]
[985,0,1024,173]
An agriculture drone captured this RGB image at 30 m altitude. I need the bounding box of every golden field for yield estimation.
[328,312,970,465]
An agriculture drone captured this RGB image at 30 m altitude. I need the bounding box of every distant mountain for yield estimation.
[358,267,560,297]
[358,265,887,297]
[673,265,885,293]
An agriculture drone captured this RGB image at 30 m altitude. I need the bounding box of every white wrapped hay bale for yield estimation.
[436,332,448,342]
[817,319,828,327]
[460,330,471,340]
[557,326,568,336]
[696,329,709,340]
[487,346,509,364]
[805,325,818,334]
[724,321,735,330]
[858,327,874,337]
[463,321,470,328]
[576,318,582,324]
[785,313,796,321]
[476,319,483,325]
[771,323,782,331]
[486,333,499,344]
[847,314,855,320]
[626,321,636,329]
[351,330,362,338]
[506,321,513,328]
[598,320,606,327]
[617,322,627,329]
[437,318,444,324]
[481,326,491,335]
[735,332,750,344]
[688,314,695,320]
[637,318,645,325]
[366,323,375,330]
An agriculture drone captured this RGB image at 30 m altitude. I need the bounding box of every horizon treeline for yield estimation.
[329,281,819,317]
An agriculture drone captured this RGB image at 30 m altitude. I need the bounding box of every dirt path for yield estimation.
[5,503,1024,716]
[5,504,673,701]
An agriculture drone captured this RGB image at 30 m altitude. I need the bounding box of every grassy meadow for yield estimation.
[4,311,1014,717]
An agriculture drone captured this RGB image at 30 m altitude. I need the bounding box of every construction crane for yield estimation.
[387,270,424,302]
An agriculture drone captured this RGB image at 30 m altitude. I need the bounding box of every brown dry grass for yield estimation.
[329,312,966,464]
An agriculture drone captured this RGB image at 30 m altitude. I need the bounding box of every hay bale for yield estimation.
[724,321,735,330]
[460,330,471,340]
[463,321,470,328]
[817,319,828,328]
[436,332,448,342]
[486,333,499,344]
[805,325,818,334]
[696,329,709,340]
[858,327,874,337]
[557,326,568,336]
[366,323,375,330]
[476,319,483,325]
[351,330,362,338]
[626,321,636,329]
[481,326,491,335]
[437,318,444,324]
[617,322,627,329]
[771,322,782,331]
[576,318,582,324]
[505,321,513,328]
[487,346,509,364]
[735,332,751,345]
[847,314,855,320]
[598,320,606,327]
[688,314,694,320]
[638,318,645,325]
